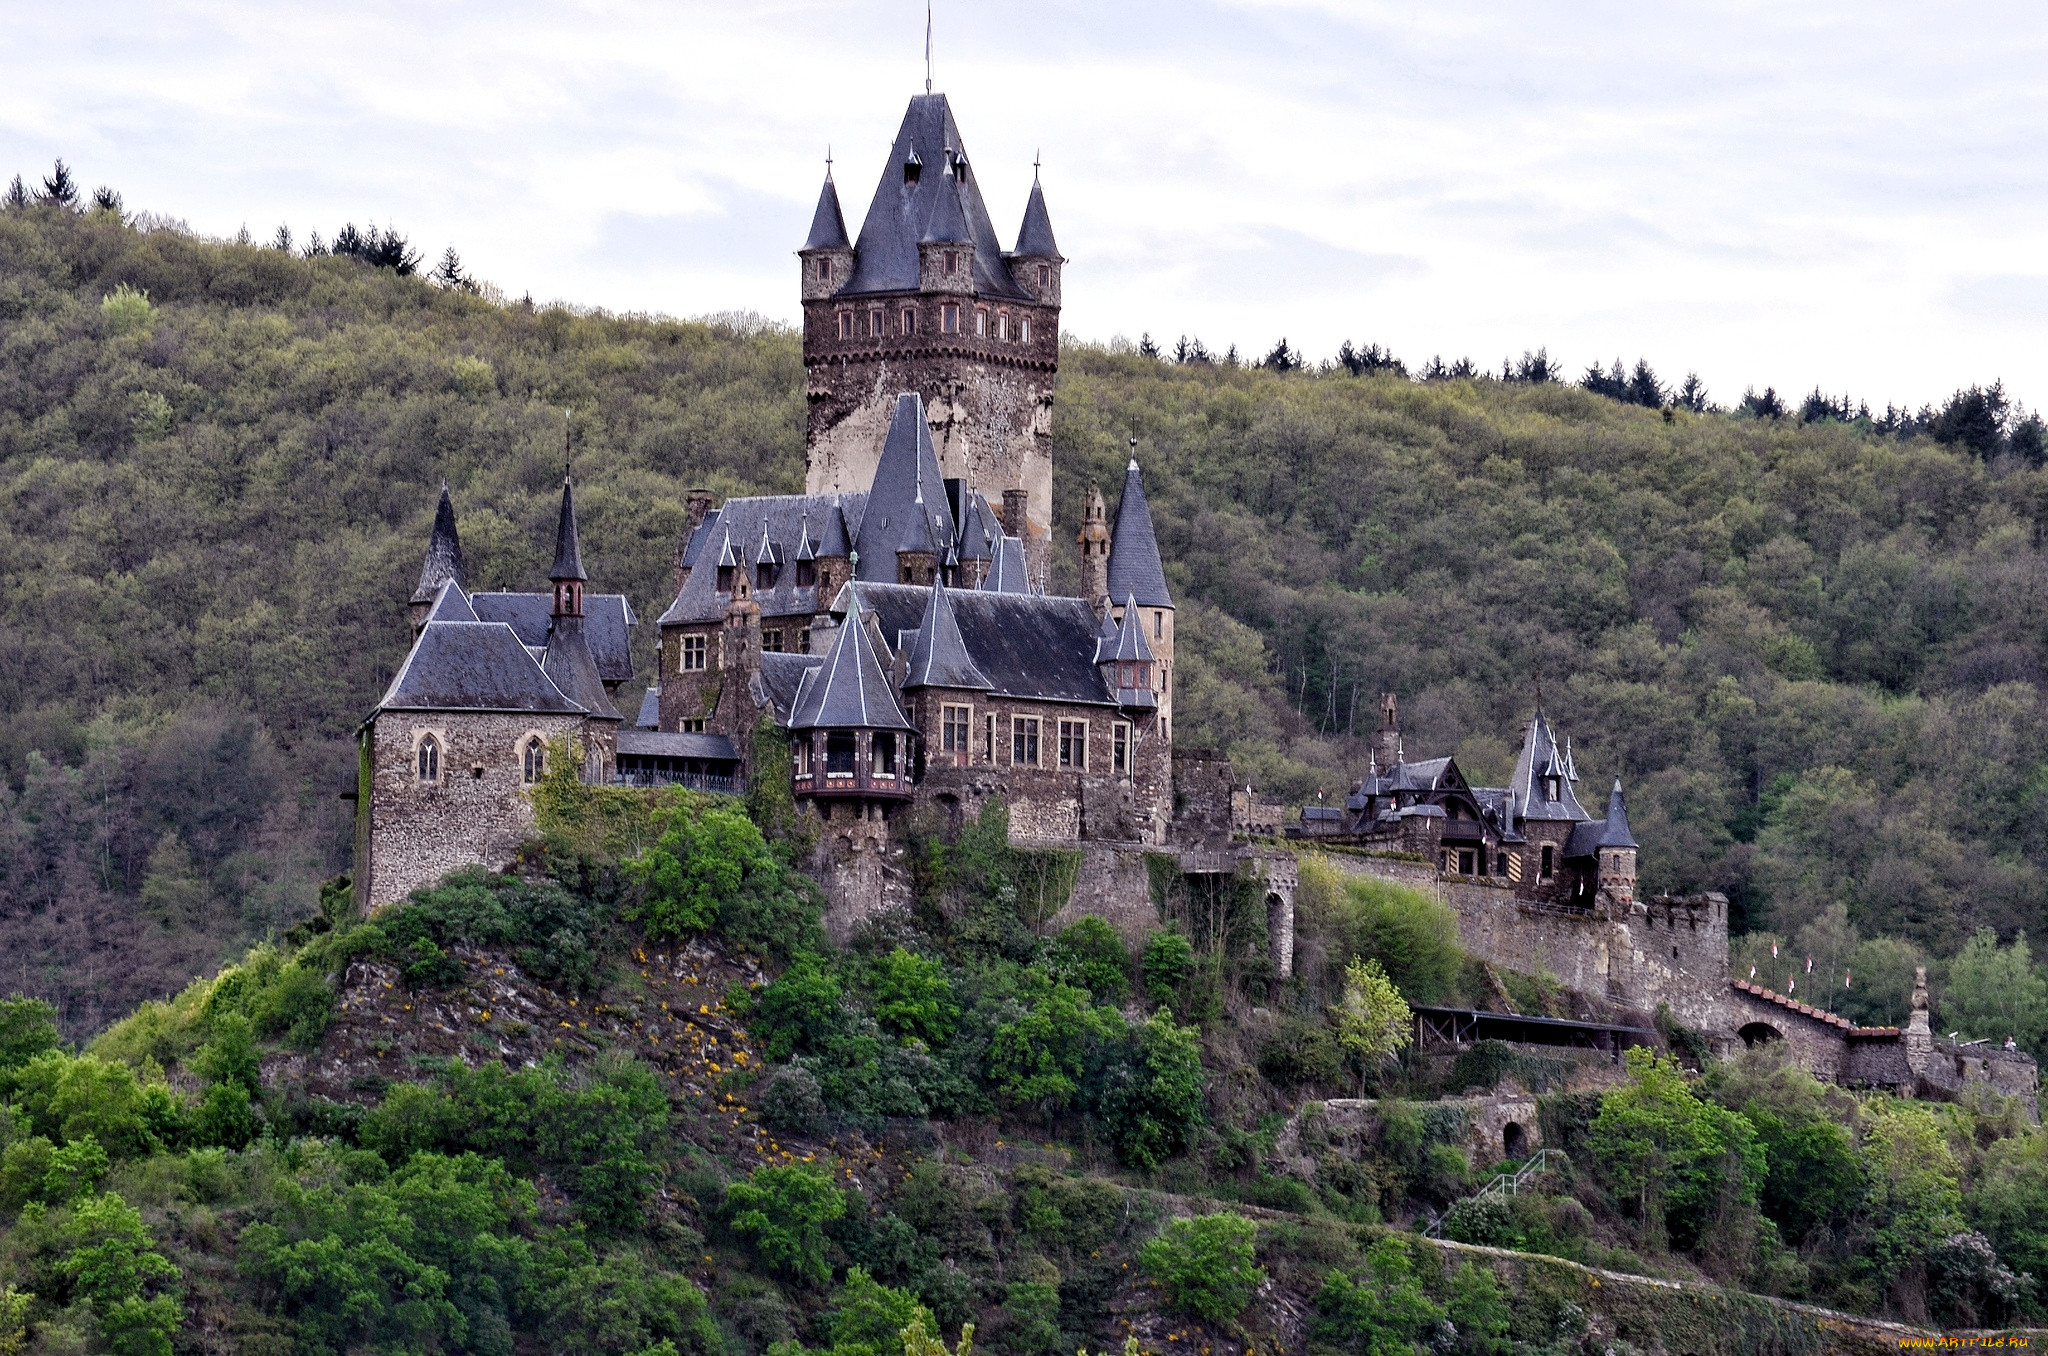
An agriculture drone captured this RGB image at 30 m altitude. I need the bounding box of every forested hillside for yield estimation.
[3,198,2048,1041]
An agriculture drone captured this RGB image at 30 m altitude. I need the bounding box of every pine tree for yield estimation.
[1137,332,1159,359]
[432,246,476,292]
[37,159,79,210]
[1674,372,1711,413]
[272,224,293,252]
[303,230,327,257]
[1,176,25,211]
[89,186,121,216]
[1626,358,1664,408]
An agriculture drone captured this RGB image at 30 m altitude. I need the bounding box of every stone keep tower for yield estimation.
[799,93,1064,584]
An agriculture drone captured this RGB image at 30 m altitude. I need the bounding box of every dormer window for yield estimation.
[904,152,922,184]
[1545,776,1560,802]
[795,560,816,588]
[756,562,777,590]
[716,565,734,592]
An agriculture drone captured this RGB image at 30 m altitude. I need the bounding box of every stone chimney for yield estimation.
[1905,965,1933,1075]
[1001,489,1029,540]
[1375,692,1403,770]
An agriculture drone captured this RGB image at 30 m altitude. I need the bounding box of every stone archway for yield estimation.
[1739,1021,1783,1048]
[1265,891,1293,979]
[1502,1121,1527,1160]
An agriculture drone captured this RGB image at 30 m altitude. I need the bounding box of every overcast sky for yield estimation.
[4,0,2044,411]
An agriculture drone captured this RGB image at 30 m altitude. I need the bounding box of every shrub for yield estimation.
[987,980,1125,1115]
[752,954,845,1061]
[727,1162,847,1285]
[1142,927,1194,1009]
[1312,1236,1445,1355]
[1001,1255,1063,1356]
[1299,857,1461,1004]
[1137,1212,1264,1323]
[628,795,822,962]
[1445,1261,1511,1355]
[1048,917,1129,1003]
[826,1265,933,1356]
[1258,1016,1341,1087]
[871,948,959,1046]
[1088,1009,1207,1169]
[761,1066,828,1137]
[0,997,60,1071]
[1442,1192,1516,1247]
[1590,1048,1765,1252]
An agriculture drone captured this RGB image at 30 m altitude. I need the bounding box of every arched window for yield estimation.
[523,737,546,784]
[417,735,440,783]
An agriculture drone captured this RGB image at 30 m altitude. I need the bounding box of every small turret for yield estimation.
[798,159,853,301]
[1594,780,1639,906]
[1374,692,1402,771]
[540,476,621,732]
[1077,485,1110,617]
[853,394,955,584]
[549,475,587,619]
[1109,455,1175,733]
[410,481,466,640]
[1010,165,1062,306]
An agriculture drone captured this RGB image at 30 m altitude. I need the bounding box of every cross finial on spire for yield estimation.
[825,145,833,180]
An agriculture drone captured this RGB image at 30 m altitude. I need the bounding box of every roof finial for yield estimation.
[1034,149,1041,181]
[825,145,834,180]
[1128,435,1139,472]
[925,1,933,94]
[562,407,572,482]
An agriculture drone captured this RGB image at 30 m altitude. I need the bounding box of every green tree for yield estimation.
[1943,929,2048,1052]
[629,798,781,937]
[1312,1236,1446,1356]
[1137,1212,1264,1323]
[870,948,958,1046]
[1330,957,1412,1091]
[1047,917,1129,1003]
[1089,1009,1207,1169]
[826,1265,933,1356]
[751,953,845,1061]
[57,1191,184,1356]
[1590,1048,1764,1251]
[0,997,60,1071]
[1141,926,1194,1009]
[986,980,1125,1115]
[1444,1261,1510,1356]
[727,1162,846,1285]
[1855,1100,1964,1289]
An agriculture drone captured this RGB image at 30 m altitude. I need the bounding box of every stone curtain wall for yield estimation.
[1314,852,1731,1027]
[362,710,585,909]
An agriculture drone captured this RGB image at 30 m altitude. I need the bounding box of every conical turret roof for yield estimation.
[542,614,620,720]
[853,394,954,579]
[550,477,587,582]
[804,169,850,251]
[411,482,467,604]
[1015,175,1060,258]
[1104,594,1155,662]
[903,578,992,690]
[1508,705,1590,822]
[790,583,912,730]
[1597,780,1638,848]
[1107,460,1172,608]
[922,159,973,244]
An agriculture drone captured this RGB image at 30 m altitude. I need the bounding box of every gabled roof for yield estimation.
[957,492,998,561]
[853,395,954,578]
[657,493,866,626]
[1091,607,1120,663]
[840,93,1031,302]
[550,477,587,582]
[903,579,993,691]
[851,583,1116,706]
[983,534,1029,593]
[754,651,827,724]
[471,592,636,683]
[1104,595,1154,662]
[1015,175,1060,259]
[803,170,851,251]
[542,615,620,720]
[635,687,660,729]
[411,482,467,605]
[616,729,740,763]
[921,161,973,244]
[1508,707,1590,822]
[679,509,723,570]
[1107,460,1172,608]
[424,579,478,625]
[376,621,582,714]
[790,584,912,731]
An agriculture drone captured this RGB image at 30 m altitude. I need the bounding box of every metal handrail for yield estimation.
[1420,1148,1566,1239]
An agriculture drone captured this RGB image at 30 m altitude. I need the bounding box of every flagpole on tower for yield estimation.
[925,3,934,94]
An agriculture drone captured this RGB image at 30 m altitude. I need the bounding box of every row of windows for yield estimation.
[716,560,820,593]
[835,305,1034,343]
[676,626,810,674]
[935,705,1132,776]
[817,254,1050,291]
[793,731,900,777]
[413,733,548,785]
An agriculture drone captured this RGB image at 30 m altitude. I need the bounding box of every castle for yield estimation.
[353,88,2035,1113]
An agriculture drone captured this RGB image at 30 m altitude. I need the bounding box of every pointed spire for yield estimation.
[804,159,851,251]
[1597,779,1639,848]
[1106,594,1155,663]
[921,156,972,243]
[842,94,1023,300]
[904,578,992,690]
[1107,456,1172,608]
[1015,174,1059,259]
[411,481,467,604]
[790,582,913,730]
[550,476,587,582]
[853,393,954,579]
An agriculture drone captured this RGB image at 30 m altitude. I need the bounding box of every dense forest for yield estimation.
[0,173,2044,1355]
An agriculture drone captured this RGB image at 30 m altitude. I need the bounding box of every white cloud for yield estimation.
[4,0,2046,407]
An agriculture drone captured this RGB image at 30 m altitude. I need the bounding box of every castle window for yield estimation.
[942,704,970,758]
[1012,716,1040,767]
[682,718,706,734]
[523,736,545,784]
[874,732,897,776]
[1457,848,1475,875]
[901,308,916,336]
[680,635,706,671]
[798,627,811,653]
[1020,317,1031,342]
[763,629,783,653]
[1154,611,1162,638]
[904,154,921,184]
[944,250,957,273]
[868,309,883,337]
[795,560,816,588]
[997,313,1009,341]
[1038,263,1050,288]
[757,563,778,591]
[984,714,996,762]
[1058,720,1087,770]
[1539,845,1554,879]
[1497,851,1508,876]
[942,304,959,334]
[716,565,734,593]
[417,735,440,783]
[975,308,987,336]
[795,737,813,776]
[837,311,853,340]
[819,257,832,282]
[1113,722,1131,777]
[826,732,856,776]
[1477,850,1489,877]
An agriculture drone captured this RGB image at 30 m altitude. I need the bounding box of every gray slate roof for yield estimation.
[852,582,1116,707]
[616,729,740,762]
[412,483,467,605]
[1107,460,1173,608]
[790,584,912,731]
[753,651,827,724]
[657,492,866,625]
[1104,595,1155,663]
[984,534,1029,593]
[903,580,993,690]
[1567,781,1639,857]
[472,593,636,683]
[1015,177,1060,258]
[376,621,582,714]
[957,492,999,560]
[635,687,660,729]
[839,94,1031,302]
[550,478,587,581]
[542,615,621,720]
[1508,708,1590,823]
[853,395,955,579]
[921,162,973,244]
[425,579,478,625]
[804,172,850,251]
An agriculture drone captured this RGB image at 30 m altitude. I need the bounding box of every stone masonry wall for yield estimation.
[1047,845,1160,950]
[362,710,585,911]
[1314,852,1731,1028]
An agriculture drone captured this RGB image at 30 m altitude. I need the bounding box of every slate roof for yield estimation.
[678,511,723,570]
[375,622,582,714]
[425,579,478,625]
[657,493,866,625]
[921,161,973,243]
[412,483,467,605]
[635,687,660,729]
[804,171,850,251]
[957,492,999,561]
[753,651,827,724]
[903,579,993,690]
[542,615,621,720]
[471,593,636,683]
[1472,787,1527,843]
[1015,176,1060,259]
[850,582,1116,707]
[983,534,1029,593]
[1104,595,1154,662]
[550,478,587,581]
[1107,460,1173,608]
[839,94,1031,302]
[853,395,955,578]
[790,584,912,731]
[1508,707,1590,822]
[616,729,740,762]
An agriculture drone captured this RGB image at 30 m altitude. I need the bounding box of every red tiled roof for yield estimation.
[1729,979,1897,1035]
